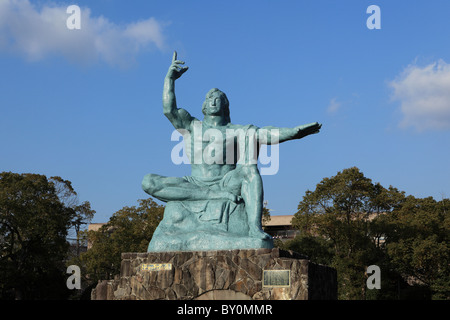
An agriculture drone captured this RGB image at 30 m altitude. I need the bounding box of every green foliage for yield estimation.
[289,167,449,300]
[282,234,334,265]
[382,196,450,299]
[77,198,164,283]
[0,172,93,299]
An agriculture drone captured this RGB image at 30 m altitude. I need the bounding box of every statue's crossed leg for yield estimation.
[142,174,240,203]
[142,166,271,240]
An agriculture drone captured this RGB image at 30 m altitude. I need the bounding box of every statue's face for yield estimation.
[203,91,225,116]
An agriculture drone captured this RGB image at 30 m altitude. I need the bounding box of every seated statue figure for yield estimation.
[142,52,321,252]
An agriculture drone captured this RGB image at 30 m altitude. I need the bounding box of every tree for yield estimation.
[290,167,450,300]
[49,176,95,258]
[70,201,95,257]
[291,167,405,299]
[78,198,164,284]
[0,172,93,299]
[382,196,450,299]
[262,200,271,226]
[281,234,334,265]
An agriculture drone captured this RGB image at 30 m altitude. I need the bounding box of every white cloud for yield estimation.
[327,97,341,114]
[389,60,450,131]
[0,0,166,67]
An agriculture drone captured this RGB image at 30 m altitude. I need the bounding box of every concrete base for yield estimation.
[91,248,337,300]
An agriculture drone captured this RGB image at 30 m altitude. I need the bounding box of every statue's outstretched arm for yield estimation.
[257,122,322,144]
[162,51,193,130]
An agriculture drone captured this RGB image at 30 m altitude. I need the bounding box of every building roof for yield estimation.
[263,215,293,227]
[88,223,106,232]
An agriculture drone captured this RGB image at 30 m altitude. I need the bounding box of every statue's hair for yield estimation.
[202,88,230,122]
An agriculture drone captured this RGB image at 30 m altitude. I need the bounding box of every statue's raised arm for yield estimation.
[162,51,194,131]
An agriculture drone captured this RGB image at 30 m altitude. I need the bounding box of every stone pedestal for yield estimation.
[91,248,337,300]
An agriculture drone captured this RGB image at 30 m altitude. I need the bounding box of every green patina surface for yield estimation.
[142,52,321,251]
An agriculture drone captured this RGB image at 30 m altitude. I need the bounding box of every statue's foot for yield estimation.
[249,227,272,240]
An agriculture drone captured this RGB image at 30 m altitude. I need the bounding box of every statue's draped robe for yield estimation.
[147,124,273,251]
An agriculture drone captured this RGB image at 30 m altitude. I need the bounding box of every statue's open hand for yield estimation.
[167,51,188,80]
[293,122,322,139]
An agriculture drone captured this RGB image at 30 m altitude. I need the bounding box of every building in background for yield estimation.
[263,215,298,241]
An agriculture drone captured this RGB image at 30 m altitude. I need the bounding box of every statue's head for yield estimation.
[202,88,230,122]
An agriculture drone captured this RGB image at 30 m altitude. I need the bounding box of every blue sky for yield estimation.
[1,0,449,223]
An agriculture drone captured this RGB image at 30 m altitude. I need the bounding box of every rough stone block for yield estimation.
[91,248,337,300]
